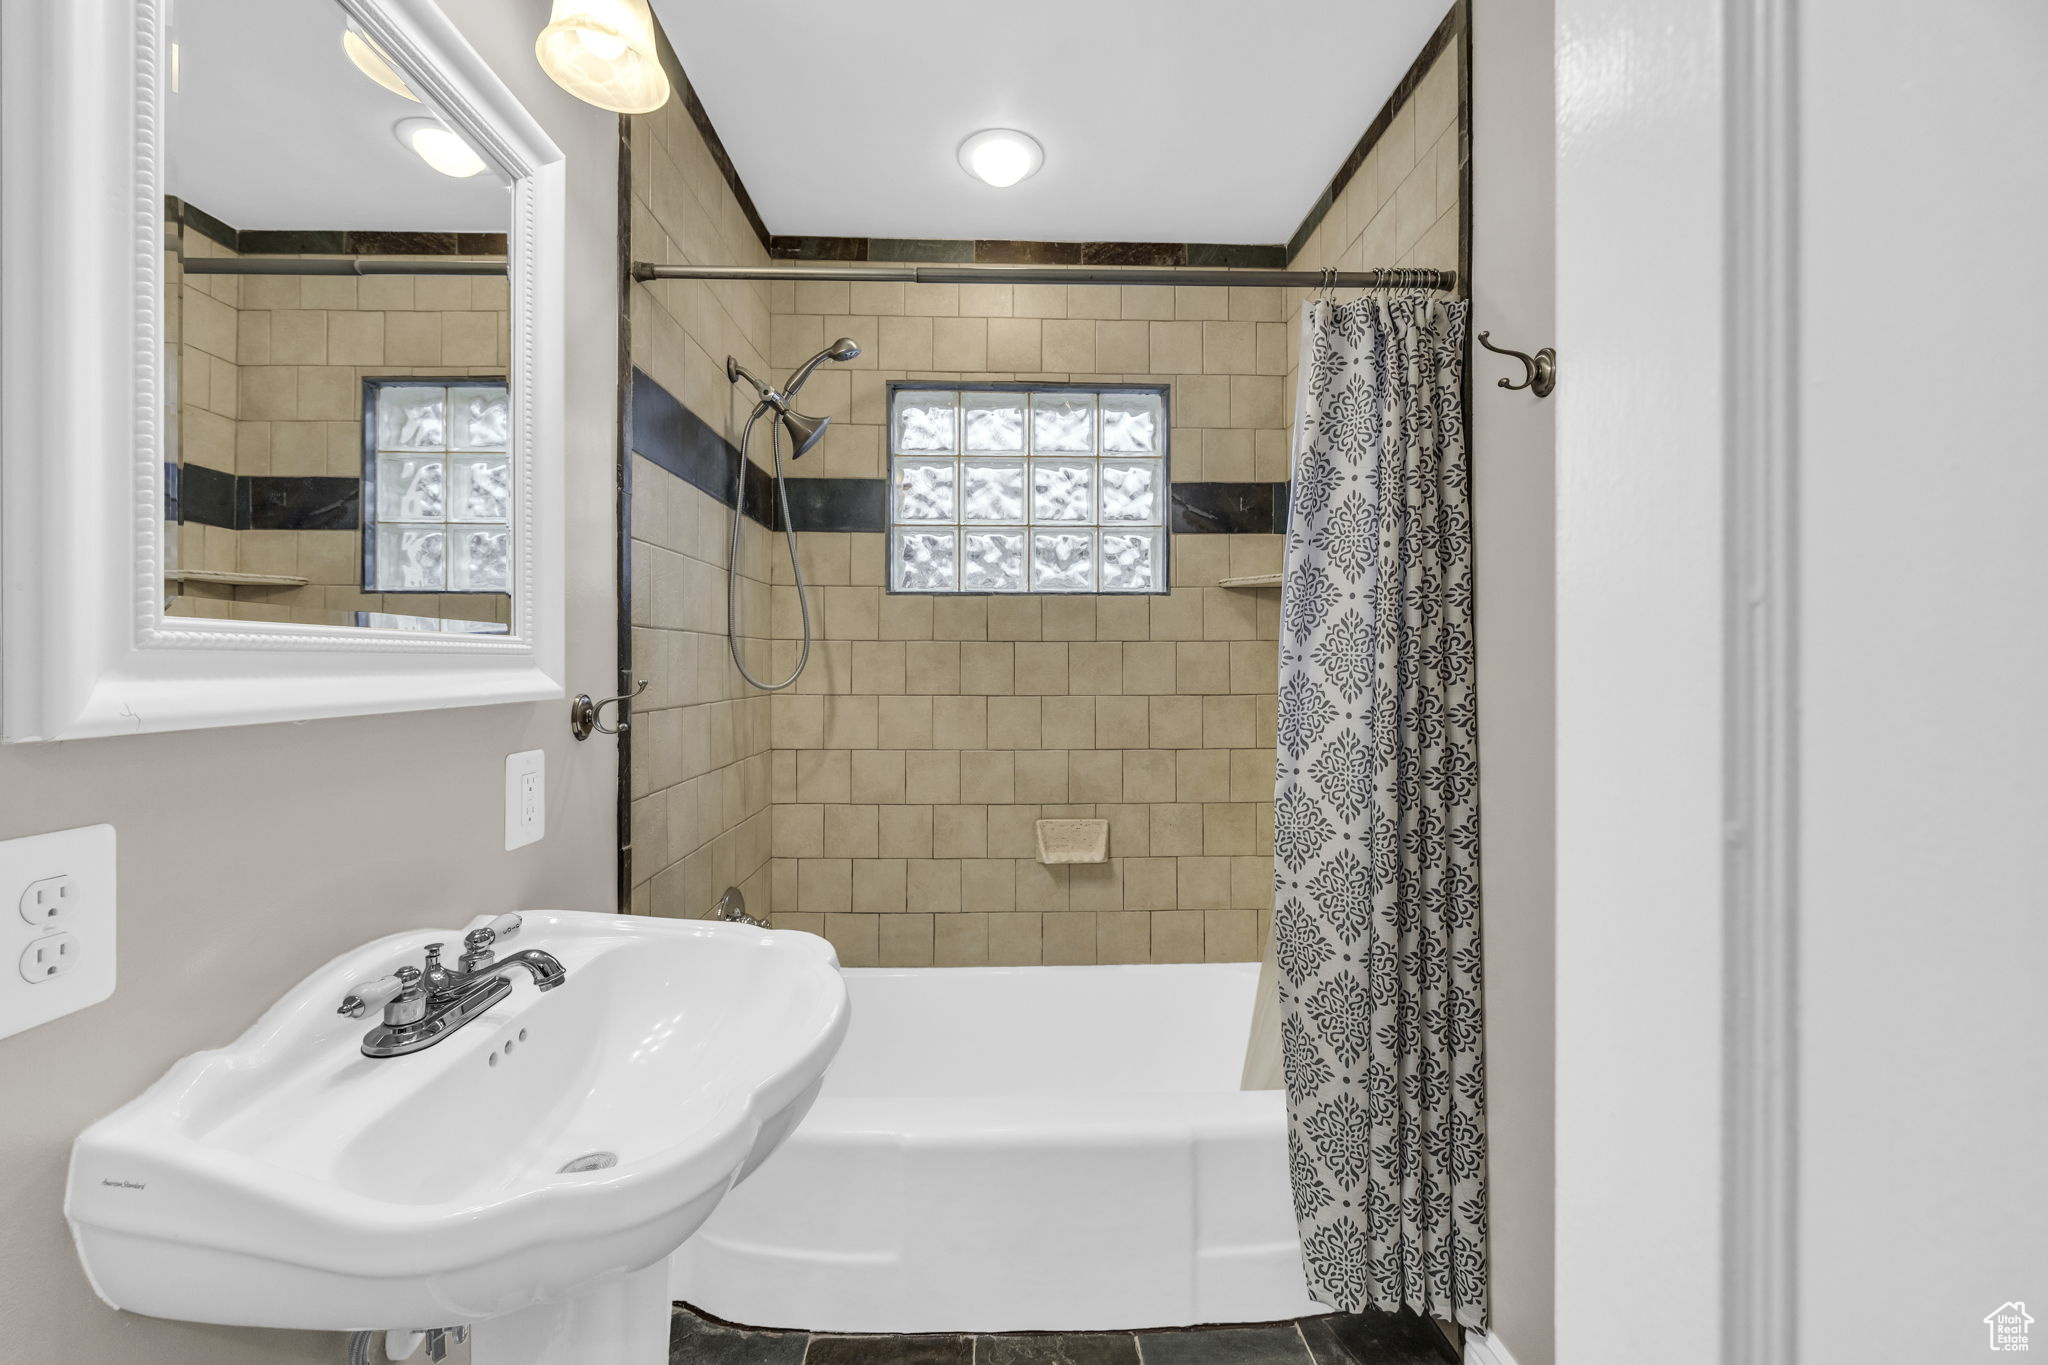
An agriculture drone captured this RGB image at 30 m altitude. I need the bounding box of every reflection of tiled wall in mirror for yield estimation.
[170,204,510,628]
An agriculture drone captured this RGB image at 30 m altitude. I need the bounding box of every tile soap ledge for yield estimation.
[1218,573,1282,589]
[166,569,311,587]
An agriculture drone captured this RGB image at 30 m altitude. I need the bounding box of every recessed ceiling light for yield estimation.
[343,22,420,102]
[958,129,1044,189]
[394,117,486,179]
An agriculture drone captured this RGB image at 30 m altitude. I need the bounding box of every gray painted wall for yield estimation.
[1470,1,1556,1361]
[1796,2,2048,1355]
[0,2,620,1361]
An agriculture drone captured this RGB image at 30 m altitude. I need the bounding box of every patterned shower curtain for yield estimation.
[1272,293,1487,1329]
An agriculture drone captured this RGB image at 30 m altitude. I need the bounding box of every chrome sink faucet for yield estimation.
[337,914,566,1059]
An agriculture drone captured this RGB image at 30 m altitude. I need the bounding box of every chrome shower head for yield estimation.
[726,339,861,459]
[778,408,830,457]
[782,336,862,399]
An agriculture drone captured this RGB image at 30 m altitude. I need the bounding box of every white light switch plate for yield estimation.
[1,825,115,1041]
[505,750,545,850]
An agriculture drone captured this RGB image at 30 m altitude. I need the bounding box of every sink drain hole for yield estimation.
[558,1151,617,1173]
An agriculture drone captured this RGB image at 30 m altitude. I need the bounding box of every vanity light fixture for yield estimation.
[958,128,1044,188]
[535,0,671,114]
[343,22,420,102]
[393,117,486,179]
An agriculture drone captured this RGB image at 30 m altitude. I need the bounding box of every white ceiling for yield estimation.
[653,0,1451,244]
[166,0,509,234]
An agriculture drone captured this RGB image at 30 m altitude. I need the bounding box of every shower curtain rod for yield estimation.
[181,257,505,276]
[632,262,1459,292]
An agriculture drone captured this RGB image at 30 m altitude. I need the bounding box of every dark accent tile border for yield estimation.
[173,462,236,529]
[1171,482,1290,536]
[762,237,1290,270]
[242,475,361,532]
[171,198,238,253]
[973,239,1084,266]
[167,466,358,531]
[167,198,507,258]
[769,235,869,261]
[781,478,886,534]
[1188,243,1290,269]
[630,368,776,528]
[634,370,1284,537]
[1286,0,1467,262]
[236,229,347,255]
[868,238,977,264]
[1080,242,1187,268]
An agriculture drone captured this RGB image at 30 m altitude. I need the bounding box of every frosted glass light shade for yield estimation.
[958,129,1044,188]
[536,0,671,114]
[342,24,419,102]
[394,118,486,179]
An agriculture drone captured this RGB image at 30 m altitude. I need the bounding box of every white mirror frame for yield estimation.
[0,0,565,742]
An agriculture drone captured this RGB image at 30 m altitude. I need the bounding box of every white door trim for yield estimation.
[1720,0,1799,1362]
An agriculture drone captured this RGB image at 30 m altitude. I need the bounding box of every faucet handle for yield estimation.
[338,971,405,1019]
[460,926,496,972]
[483,912,522,942]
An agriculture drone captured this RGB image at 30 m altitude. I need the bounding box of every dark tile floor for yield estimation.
[671,1302,1456,1365]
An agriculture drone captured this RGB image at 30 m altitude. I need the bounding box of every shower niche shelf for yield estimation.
[1218,574,1282,590]
[166,570,311,588]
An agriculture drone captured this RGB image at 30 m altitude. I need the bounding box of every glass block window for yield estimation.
[363,378,512,593]
[887,384,1169,594]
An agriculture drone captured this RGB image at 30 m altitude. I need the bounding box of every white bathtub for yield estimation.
[669,962,1324,1333]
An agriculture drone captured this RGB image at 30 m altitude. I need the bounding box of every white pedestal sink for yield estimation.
[65,911,848,1365]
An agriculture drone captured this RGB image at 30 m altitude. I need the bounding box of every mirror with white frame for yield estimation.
[0,0,566,740]
[165,0,514,634]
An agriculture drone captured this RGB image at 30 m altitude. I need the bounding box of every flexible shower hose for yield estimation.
[725,406,811,691]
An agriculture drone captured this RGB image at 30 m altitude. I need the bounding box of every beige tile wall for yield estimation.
[624,31,1462,968]
[625,90,779,923]
[172,229,240,584]
[170,218,512,627]
[763,280,1294,483]
[1285,44,1463,382]
[759,276,1291,968]
[762,528,1285,969]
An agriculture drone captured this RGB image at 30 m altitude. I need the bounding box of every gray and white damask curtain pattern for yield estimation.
[1272,293,1487,1329]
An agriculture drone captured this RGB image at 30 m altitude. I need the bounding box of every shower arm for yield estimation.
[725,359,787,411]
[726,354,834,413]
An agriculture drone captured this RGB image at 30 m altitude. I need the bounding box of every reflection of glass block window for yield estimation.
[363,378,511,592]
[887,384,1169,594]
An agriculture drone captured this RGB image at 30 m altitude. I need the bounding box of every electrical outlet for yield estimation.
[505,750,545,851]
[2,825,115,1040]
[20,873,77,925]
[19,933,78,983]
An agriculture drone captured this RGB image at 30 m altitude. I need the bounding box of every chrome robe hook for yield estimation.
[1477,331,1557,398]
[569,680,647,740]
